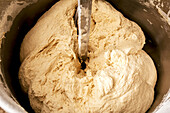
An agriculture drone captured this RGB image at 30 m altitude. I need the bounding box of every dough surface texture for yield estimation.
[19,0,157,113]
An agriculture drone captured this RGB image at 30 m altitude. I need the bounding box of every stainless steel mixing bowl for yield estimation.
[0,0,169,112]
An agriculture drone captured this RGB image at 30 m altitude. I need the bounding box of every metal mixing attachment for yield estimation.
[77,0,92,63]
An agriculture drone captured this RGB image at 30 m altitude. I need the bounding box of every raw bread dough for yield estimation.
[19,0,157,113]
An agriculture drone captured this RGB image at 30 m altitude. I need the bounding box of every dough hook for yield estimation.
[77,0,92,62]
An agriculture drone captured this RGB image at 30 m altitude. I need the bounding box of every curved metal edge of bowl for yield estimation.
[0,0,38,112]
[0,81,26,113]
[138,0,170,113]
[153,89,170,113]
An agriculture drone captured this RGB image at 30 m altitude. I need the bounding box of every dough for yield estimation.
[19,0,157,113]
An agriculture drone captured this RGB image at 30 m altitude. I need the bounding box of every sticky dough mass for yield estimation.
[19,0,157,113]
